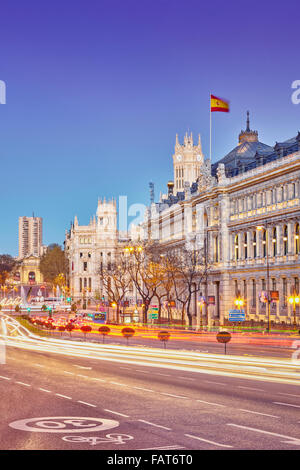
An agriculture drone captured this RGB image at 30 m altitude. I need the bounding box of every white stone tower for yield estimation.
[172,132,204,194]
[96,198,117,240]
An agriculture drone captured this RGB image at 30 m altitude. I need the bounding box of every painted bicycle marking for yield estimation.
[9,416,119,433]
[62,433,134,446]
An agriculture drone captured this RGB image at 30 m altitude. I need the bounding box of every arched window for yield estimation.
[283,225,288,255]
[295,223,300,254]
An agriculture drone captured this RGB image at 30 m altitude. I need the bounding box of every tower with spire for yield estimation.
[172,132,204,194]
[238,111,258,145]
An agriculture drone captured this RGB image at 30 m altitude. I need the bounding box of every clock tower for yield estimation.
[172,132,204,194]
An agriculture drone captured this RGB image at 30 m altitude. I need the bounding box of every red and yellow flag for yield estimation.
[211,94,230,113]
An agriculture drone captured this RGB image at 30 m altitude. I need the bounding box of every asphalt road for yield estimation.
[1,344,300,450]
[50,328,297,359]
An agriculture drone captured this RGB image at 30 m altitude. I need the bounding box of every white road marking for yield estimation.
[133,386,155,393]
[16,381,31,387]
[104,409,130,418]
[162,392,187,399]
[238,409,279,418]
[120,367,132,370]
[38,388,52,393]
[238,386,265,392]
[93,378,106,382]
[140,445,186,450]
[277,392,300,398]
[155,373,170,377]
[227,423,300,445]
[185,433,233,448]
[0,375,11,380]
[197,399,225,407]
[138,419,171,431]
[63,371,75,375]
[9,416,119,433]
[135,370,150,374]
[77,400,97,407]
[34,364,45,368]
[178,376,195,381]
[77,374,90,379]
[74,365,92,370]
[205,380,226,386]
[109,381,128,387]
[55,393,72,400]
[273,402,300,409]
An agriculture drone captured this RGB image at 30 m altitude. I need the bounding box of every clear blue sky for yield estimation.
[0,0,299,256]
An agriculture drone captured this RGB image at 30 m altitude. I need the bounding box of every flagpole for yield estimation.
[209,92,212,160]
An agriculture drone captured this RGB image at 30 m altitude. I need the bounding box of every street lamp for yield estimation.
[257,222,271,332]
[234,297,244,310]
[288,292,300,327]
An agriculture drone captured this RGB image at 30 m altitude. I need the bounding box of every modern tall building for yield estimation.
[18,216,43,259]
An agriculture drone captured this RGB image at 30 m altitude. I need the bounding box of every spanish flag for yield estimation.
[211,94,230,113]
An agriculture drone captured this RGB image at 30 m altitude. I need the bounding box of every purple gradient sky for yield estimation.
[0,0,299,256]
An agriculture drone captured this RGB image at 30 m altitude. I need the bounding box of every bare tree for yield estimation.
[172,246,208,327]
[98,252,131,323]
[125,243,164,324]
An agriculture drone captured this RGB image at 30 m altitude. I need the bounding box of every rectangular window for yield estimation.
[252,280,256,307]
[83,262,87,271]
[283,278,287,307]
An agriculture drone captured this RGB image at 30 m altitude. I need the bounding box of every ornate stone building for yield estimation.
[65,198,119,299]
[141,114,300,326]
[65,113,300,326]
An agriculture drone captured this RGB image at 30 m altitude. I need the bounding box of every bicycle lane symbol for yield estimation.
[62,434,134,446]
[9,417,135,448]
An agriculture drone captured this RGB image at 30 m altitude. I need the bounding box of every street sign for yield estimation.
[94,313,107,323]
[270,290,279,301]
[208,296,215,305]
[158,330,170,349]
[216,330,231,354]
[148,305,159,319]
[216,331,231,343]
[228,309,245,322]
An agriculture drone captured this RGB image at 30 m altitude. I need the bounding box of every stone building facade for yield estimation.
[65,199,119,299]
[141,116,300,326]
[65,114,300,326]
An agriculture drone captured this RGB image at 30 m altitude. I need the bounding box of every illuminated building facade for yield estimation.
[142,114,300,326]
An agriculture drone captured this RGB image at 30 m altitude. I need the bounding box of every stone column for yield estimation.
[256,228,262,259]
